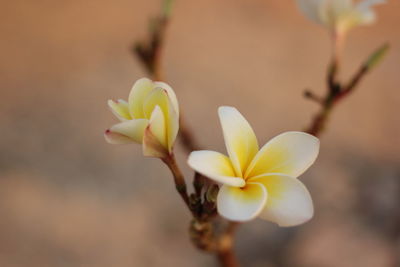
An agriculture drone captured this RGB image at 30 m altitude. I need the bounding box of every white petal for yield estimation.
[128,78,154,119]
[217,182,267,222]
[354,0,385,24]
[154,81,179,115]
[108,99,131,121]
[187,150,245,187]
[327,0,352,15]
[143,88,169,119]
[143,88,178,152]
[218,106,259,177]
[104,130,134,144]
[166,100,179,152]
[245,131,319,179]
[357,0,385,9]
[250,174,313,227]
[143,106,168,158]
[296,0,325,24]
[105,119,149,144]
[319,0,353,26]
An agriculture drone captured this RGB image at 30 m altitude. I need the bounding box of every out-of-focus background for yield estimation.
[1,0,399,266]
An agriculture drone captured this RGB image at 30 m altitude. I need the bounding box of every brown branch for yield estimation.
[304,90,324,105]
[162,153,192,212]
[190,219,240,267]
[304,59,340,136]
[193,172,205,198]
[305,43,389,137]
[216,222,240,267]
[190,219,216,251]
[134,16,168,81]
[217,249,239,267]
[305,102,333,137]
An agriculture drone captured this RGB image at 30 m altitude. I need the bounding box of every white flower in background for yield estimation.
[296,0,386,35]
[105,78,179,158]
[188,107,319,226]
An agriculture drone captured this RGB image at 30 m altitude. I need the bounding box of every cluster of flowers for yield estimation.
[104,0,384,226]
[105,78,318,226]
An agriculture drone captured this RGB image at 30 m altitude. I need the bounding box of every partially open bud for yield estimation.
[105,78,179,158]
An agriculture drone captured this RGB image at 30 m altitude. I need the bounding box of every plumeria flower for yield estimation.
[188,107,319,226]
[105,78,179,158]
[296,0,385,36]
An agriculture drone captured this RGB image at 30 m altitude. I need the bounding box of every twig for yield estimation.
[193,172,205,198]
[190,219,216,251]
[217,222,240,267]
[162,153,191,212]
[303,90,324,105]
[305,43,389,137]
[190,220,240,267]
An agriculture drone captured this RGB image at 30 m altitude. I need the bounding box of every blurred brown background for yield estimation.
[1,0,399,266]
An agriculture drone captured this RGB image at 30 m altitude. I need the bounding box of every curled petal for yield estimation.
[108,99,131,121]
[188,150,245,187]
[128,78,154,119]
[218,106,259,177]
[104,130,135,144]
[154,81,179,115]
[143,88,170,119]
[250,174,314,227]
[166,99,179,152]
[144,88,179,152]
[245,131,319,179]
[104,119,148,144]
[217,182,267,222]
[143,106,168,158]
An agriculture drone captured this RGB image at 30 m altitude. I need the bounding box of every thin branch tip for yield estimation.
[304,89,324,105]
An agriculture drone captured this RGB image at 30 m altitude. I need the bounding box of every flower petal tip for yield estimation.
[104,129,134,144]
[276,209,314,227]
[187,150,246,187]
[218,105,236,115]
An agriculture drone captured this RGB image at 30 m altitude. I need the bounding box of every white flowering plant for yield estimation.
[104,0,388,266]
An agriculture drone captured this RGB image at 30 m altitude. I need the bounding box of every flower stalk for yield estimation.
[216,222,240,267]
[162,153,191,211]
